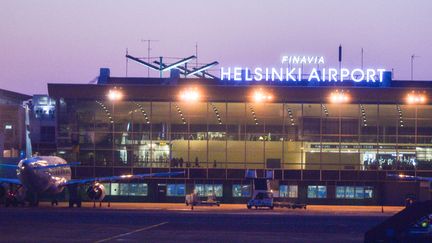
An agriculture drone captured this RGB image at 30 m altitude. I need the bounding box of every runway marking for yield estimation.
[94,221,168,243]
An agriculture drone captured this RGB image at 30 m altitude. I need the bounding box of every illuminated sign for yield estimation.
[220,56,386,83]
[281,55,325,65]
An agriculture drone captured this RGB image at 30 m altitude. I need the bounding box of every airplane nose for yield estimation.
[20,161,29,170]
[19,158,36,170]
[23,159,31,166]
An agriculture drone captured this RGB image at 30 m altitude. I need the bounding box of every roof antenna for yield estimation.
[410,54,420,80]
[195,42,198,68]
[141,39,159,77]
[125,48,129,77]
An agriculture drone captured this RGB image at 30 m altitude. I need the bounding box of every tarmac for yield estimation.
[39,201,404,215]
[0,203,404,243]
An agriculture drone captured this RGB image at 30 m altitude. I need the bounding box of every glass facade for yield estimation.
[336,186,373,199]
[104,183,148,196]
[279,185,298,198]
[194,184,223,197]
[167,184,186,196]
[232,184,252,197]
[307,185,327,198]
[56,99,432,171]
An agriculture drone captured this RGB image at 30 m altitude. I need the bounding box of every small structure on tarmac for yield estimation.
[245,170,307,210]
[185,192,220,209]
[246,190,307,210]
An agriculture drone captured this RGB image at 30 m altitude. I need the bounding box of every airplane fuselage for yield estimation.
[17,156,71,194]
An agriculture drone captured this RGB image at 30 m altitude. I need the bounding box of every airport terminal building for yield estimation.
[47,67,432,205]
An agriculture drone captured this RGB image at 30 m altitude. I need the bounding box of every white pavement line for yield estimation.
[94,221,168,243]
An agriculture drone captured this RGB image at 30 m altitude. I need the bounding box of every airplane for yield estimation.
[0,103,184,207]
[0,156,184,207]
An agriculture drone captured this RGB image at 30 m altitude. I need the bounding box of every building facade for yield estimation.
[29,95,57,155]
[0,88,31,158]
[47,75,432,205]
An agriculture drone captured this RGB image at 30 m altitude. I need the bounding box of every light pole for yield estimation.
[411,55,420,81]
[328,90,351,170]
[405,91,427,170]
[107,88,123,207]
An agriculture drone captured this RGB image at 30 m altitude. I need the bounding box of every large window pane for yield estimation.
[194,184,223,197]
[129,183,148,196]
[336,186,373,199]
[307,185,317,198]
[232,184,251,197]
[167,184,185,196]
[317,186,327,198]
[280,185,298,198]
[345,186,354,199]
[336,186,345,199]
[364,187,374,198]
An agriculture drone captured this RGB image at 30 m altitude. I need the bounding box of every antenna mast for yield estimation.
[195,42,198,68]
[125,48,128,77]
[141,39,159,77]
[411,54,420,80]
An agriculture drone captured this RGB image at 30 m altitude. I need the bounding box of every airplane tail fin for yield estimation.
[24,101,32,159]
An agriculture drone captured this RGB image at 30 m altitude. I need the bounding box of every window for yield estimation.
[307,185,327,198]
[336,186,345,199]
[110,183,119,195]
[233,184,252,197]
[195,184,223,197]
[167,184,185,196]
[364,186,373,198]
[119,184,129,195]
[195,184,204,196]
[279,185,298,198]
[355,187,364,199]
[345,186,355,199]
[317,186,327,198]
[103,183,148,196]
[336,186,373,199]
[129,183,148,196]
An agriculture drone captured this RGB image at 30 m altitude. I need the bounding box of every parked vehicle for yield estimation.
[185,193,220,207]
[247,190,307,210]
[247,191,274,209]
[273,200,307,209]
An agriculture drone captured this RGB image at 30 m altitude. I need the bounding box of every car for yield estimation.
[247,191,274,210]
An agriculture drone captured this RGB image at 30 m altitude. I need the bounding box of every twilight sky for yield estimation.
[1,0,431,95]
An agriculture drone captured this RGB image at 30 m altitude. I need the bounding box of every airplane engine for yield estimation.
[86,183,106,202]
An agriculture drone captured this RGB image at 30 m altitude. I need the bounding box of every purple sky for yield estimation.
[1,0,431,95]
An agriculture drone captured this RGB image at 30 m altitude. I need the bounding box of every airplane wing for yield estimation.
[0,164,18,169]
[387,173,432,182]
[60,171,185,187]
[0,178,22,185]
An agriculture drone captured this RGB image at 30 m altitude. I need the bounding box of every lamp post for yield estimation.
[405,91,427,170]
[328,90,351,170]
[108,88,123,167]
[107,88,123,207]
